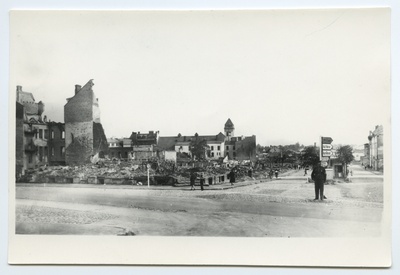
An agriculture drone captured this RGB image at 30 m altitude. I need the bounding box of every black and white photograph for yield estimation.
[6,7,393,268]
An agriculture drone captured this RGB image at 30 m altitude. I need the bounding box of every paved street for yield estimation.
[15,164,384,237]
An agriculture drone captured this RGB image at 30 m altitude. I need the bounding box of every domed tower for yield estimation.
[224,118,235,140]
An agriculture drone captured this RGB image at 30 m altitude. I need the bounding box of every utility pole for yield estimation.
[147,164,150,188]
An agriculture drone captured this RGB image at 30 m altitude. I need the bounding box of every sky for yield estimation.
[10,9,390,146]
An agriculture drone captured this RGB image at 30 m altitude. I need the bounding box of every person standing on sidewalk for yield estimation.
[199,174,205,191]
[190,172,196,190]
[311,161,327,201]
[229,169,236,185]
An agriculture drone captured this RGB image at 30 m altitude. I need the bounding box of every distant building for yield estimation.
[64,80,108,165]
[108,131,160,161]
[368,125,383,171]
[157,119,256,162]
[352,148,364,162]
[130,131,158,146]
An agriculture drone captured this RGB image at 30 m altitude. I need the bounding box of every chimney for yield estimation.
[75,85,81,95]
[16,85,22,92]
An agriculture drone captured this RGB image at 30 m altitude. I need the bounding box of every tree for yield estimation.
[336,145,355,166]
[300,146,319,167]
[190,138,208,160]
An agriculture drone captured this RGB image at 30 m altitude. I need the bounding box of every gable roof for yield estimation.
[17,91,35,103]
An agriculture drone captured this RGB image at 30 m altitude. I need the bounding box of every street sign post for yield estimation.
[322,144,333,150]
[322,137,333,144]
[322,150,332,157]
[320,136,333,162]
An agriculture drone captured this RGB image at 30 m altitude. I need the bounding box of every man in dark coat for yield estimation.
[311,161,327,201]
[229,169,236,185]
[199,174,205,191]
[190,172,196,190]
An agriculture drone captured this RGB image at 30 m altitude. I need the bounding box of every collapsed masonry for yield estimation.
[19,158,272,186]
[64,80,108,165]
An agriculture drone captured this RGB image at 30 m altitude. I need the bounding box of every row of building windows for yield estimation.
[34,128,65,140]
[210,145,236,151]
[210,152,236,158]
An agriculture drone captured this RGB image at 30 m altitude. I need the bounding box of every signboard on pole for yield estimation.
[323,144,333,150]
[320,136,333,164]
[322,137,333,144]
[322,150,333,157]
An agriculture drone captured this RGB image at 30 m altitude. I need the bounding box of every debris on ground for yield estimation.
[18,158,293,185]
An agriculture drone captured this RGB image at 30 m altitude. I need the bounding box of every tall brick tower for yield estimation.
[64,79,108,165]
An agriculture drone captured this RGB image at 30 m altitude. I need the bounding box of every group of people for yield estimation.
[189,161,329,201]
[190,172,205,191]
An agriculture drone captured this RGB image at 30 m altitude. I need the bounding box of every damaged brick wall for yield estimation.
[65,121,93,165]
[93,122,108,158]
[64,80,108,165]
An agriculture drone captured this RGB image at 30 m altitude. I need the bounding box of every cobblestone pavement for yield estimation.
[16,204,117,225]
[14,166,385,236]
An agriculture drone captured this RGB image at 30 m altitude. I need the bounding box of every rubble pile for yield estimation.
[19,158,287,185]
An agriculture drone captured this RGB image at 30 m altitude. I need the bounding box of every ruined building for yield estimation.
[64,80,108,165]
[47,122,66,165]
[15,85,49,177]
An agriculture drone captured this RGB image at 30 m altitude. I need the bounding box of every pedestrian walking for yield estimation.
[190,172,196,190]
[200,174,205,191]
[248,167,253,178]
[274,169,279,179]
[304,166,308,176]
[311,161,327,201]
[229,169,236,185]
